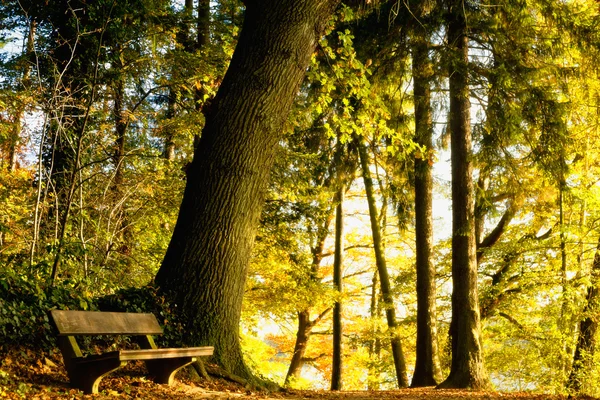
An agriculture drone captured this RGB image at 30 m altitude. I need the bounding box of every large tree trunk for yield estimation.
[567,235,600,393]
[154,0,339,379]
[358,138,409,388]
[411,23,442,388]
[331,185,345,391]
[437,0,488,389]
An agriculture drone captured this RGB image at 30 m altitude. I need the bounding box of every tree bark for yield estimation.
[368,270,381,390]
[358,138,409,388]
[110,66,134,258]
[286,309,313,384]
[164,0,196,160]
[112,70,127,193]
[411,24,442,388]
[197,0,210,49]
[331,185,345,391]
[567,235,600,393]
[154,0,340,379]
[437,0,488,389]
[284,213,333,385]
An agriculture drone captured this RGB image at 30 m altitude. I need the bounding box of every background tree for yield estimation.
[438,0,488,389]
[406,0,443,387]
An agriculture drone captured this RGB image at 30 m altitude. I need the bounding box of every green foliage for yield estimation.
[97,286,186,347]
[0,269,96,351]
[2,0,600,393]
[0,270,186,352]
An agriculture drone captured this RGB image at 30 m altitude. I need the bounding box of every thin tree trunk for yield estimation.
[7,19,36,172]
[197,0,210,49]
[368,270,381,390]
[30,112,50,267]
[164,0,196,159]
[284,215,333,385]
[111,68,134,257]
[437,0,488,388]
[50,23,104,283]
[113,73,127,193]
[195,0,211,124]
[411,24,442,388]
[286,310,313,384]
[154,0,340,379]
[567,235,600,393]
[566,135,593,393]
[331,185,345,391]
[558,180,573,379]
[358,138,409,388]
[284,141,354,385]
[163,89,178,160]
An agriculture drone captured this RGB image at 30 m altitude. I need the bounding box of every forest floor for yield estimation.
[1,349,597,400]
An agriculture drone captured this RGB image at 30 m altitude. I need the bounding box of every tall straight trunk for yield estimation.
[368,270,381,390]
[113,73,127,192]
[358,138,409,388]
[195,0,211,116]
[437,0,488,389]
[558,179,574,378]
[197,0,210,49]
[164,0,196,159]
[111,70,133,256]
[154,0,340,379]
[163,89,178,161]
[567,235,600,393]
[7,19,36,171]
[566,124,594,393]
[331,185,345,391]
[411,25,442,388]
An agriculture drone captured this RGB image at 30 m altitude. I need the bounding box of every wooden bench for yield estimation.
[50,309,213,394]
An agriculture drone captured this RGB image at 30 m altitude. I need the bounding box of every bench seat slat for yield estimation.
[71,347,214,363]
[119,346,214,361]
[51,310,163,335]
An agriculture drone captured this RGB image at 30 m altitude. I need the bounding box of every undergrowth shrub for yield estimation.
[97,286,185,347]
[0,268,183,355]
[0,270,96,351]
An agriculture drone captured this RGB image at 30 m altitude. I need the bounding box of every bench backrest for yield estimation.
[50,310,163,336]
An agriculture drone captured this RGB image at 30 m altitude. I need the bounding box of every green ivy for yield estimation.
[97,286,186,347]
[0,270,96,351]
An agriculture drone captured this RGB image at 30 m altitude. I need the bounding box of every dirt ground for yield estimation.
[1,349,596,400]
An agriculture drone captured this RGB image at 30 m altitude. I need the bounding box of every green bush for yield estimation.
[0,270,96,351]
[0,270,183,353]
[97,286,186,347]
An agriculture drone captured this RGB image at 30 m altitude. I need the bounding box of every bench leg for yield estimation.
[69,359,125,394]
[145,357,196,385]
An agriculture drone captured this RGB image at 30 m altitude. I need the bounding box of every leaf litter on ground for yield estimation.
[1,349,597,400]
